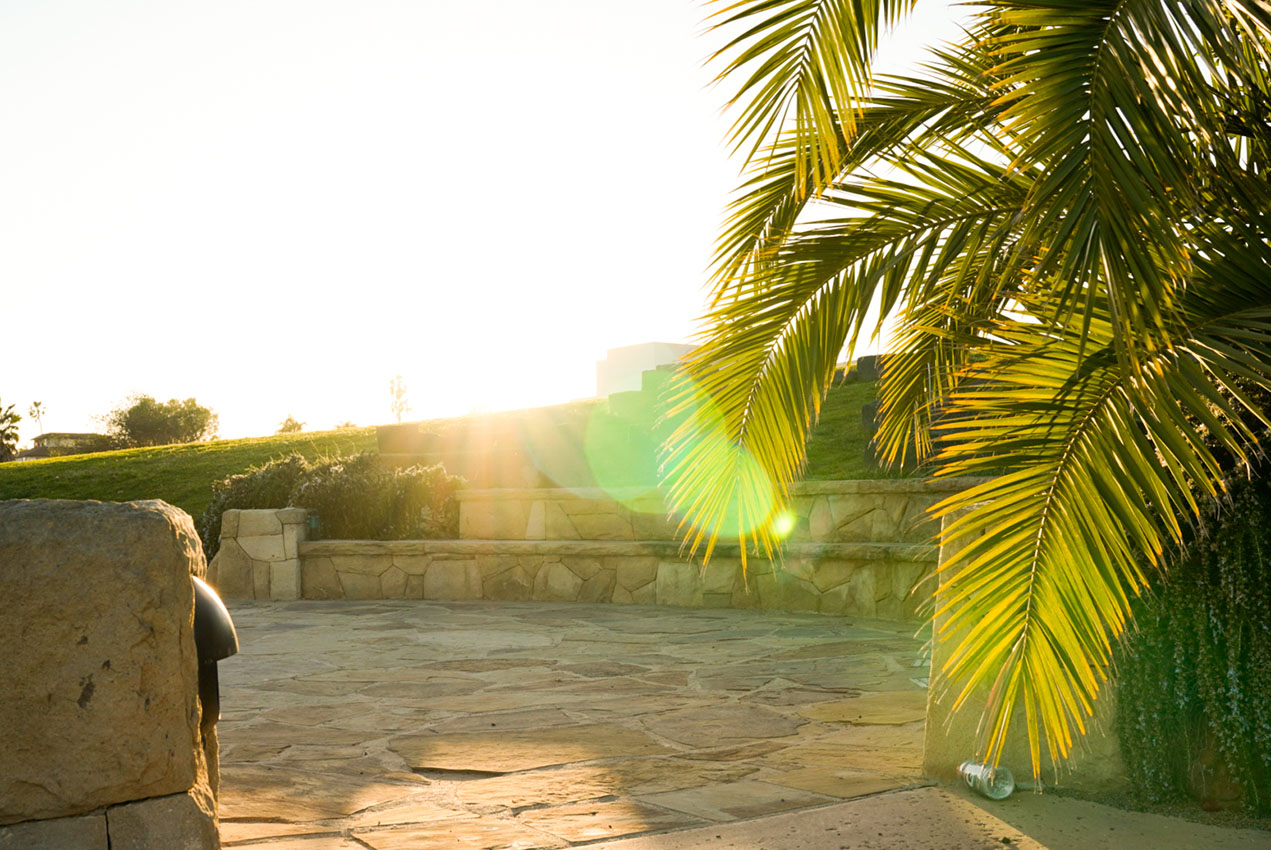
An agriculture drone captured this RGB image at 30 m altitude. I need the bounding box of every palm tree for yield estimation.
[0,399,22,462]
[665,0,1271,778]
[28,401,45,435]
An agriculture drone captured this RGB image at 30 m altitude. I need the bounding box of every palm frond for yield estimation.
[932,258,1271,774]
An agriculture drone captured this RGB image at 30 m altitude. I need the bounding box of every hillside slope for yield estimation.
[0,381,889,520]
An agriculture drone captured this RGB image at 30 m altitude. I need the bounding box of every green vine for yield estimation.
[1118,474,1271,812]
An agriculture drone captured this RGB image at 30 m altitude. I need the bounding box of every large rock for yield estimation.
[0,500,204,825]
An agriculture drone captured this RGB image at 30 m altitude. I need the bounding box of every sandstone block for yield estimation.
[276,507,308,525]
[237,534,285,562]
[702,559,738,595]
[655,560,703,608]
[570,511,634,540]
[533,561,584,601]
[381,566,408,597]
[107,790,218,850]
[423,561,482,600]
[460,499,527,539]
[0,500,202,824]
[543,502,580,538]
[404,575,427,599]
[848,566,877,616]
[281,524,303,560]
[631,510,676,540]
[329,554,390,576]
[484,565,534,601]
[235,509,283,538]
[613,556,658,590]
[301,557,343,599]
[219,510,240,539]
[391,555,433,576]
[560,555,603,580]
[778,574,821,612]
[828,494,878,542]
[208,539,254,599]
[808,497,833,540]
[338,572,382,599]
[252,562,271,598]
[578,570,616,603]
[809,559,854,593]
[0,814,107,849]
[270,561,301,600]
[524,500,545,539]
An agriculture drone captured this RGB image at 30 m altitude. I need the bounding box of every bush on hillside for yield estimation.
[198,451,462,559]
[198,454,311,558]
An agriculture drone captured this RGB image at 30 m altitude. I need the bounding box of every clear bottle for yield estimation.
[958,761,1016,800]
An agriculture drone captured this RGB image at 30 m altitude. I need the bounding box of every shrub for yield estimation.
[1117,474,1271,812]
[198,451,462,558]
[198,453,311,558]
[290,453,461,540]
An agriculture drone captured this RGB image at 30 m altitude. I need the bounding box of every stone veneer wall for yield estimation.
[457,480,954,545]
[298,539,934,618]
[0,499,221,850]
[206,507,307,601]
[211,479,972,621]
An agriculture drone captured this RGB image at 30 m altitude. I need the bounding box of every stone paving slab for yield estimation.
[217,601,928,847]
[584,786,1271,850]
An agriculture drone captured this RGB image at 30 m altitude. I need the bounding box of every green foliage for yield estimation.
[198,454,312,558]
[672,0,1271,776]
[291,453,461,541]
[0,427,378,519]
[0,399,20,462]
[199,451,462,558]
[277,415,305,434]
[104,395,218,448]
[1118,475,1271,812]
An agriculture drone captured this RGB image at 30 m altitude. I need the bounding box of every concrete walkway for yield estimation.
[215,601,1268,849]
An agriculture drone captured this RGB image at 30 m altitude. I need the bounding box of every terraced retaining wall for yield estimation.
[210,479,974,621]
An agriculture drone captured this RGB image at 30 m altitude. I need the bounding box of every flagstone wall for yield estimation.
[210,479,970,621]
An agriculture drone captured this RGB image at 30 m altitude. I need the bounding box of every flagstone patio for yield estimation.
[216,600,931,848]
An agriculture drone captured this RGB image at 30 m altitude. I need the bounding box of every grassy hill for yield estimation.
[0,381,890,520]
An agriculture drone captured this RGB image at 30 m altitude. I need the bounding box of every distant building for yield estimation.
[12,432,112,461]
[596,342,695,397]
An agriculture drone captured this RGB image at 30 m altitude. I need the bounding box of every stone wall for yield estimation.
[206,507,307,600]
[457,480,958,544]
[0,499,220,849]
[209,480,967,619]
[297,539,934,617]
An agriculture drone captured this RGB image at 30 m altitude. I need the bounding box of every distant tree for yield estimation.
[28,401,45,435]
[389,375,410,423]
[103,395,218,448]
[334,420,358,430]
[0,399,21,462]
[277,415,305,434]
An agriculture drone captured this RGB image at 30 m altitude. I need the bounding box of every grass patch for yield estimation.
[0,384,893,519]
[0,428,379,518]
[804,379,891,480]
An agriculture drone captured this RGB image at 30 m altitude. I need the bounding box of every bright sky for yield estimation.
[2,0,967,443]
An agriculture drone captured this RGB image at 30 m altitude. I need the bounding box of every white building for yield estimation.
[595,342,695,397]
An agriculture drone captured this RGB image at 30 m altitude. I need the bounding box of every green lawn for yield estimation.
[0,428,380,519]
[0,382,893,520]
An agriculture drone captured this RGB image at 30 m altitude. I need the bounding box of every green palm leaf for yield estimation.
[671,0,1271,778]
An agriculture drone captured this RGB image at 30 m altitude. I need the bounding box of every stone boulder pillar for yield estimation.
[206,507,307,599]
[0,499,220,849]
